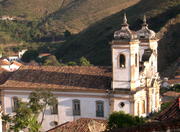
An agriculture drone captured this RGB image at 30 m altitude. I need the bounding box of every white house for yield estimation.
[0,59,22,72]
[0,14,161,131]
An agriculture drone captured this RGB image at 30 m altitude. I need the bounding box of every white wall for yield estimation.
[3,90,110,131]
[113,99,130,114]
[112,45,131,89]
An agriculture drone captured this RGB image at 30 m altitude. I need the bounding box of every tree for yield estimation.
[67,61,77,66]
[2,89,57,132]
[21,50,38,63]
[28,89,57,125]
[43,55,61,66]
[79,56,91,66]
[108,111,145,130]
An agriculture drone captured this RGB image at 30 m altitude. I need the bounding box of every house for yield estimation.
[0,14,161,131]
[0,59,22,72]
[0,16,16,21]
[38,53,51,58]
[18,49,27,59]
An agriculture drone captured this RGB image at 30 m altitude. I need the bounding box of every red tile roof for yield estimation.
[0,66,112,91]
[38,53,51,58]
[47,118,108,132]
[0,69,13,84]
[163,91,180,97]
[156,97,180,121]
[0,59,11,65]
[12,61,22,67]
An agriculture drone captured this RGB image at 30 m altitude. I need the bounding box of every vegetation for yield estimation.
[0,0,179,69]
[79,56,92,66]
[0,0,66,20]
[2,89,57,132]
[108,111,145,130]
[42,55,61,66]
[161,102,172,111]
[55,0,180,66]
[170,84,180,92]
[21,50,38,62]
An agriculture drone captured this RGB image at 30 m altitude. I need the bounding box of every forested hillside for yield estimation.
[0,0,179,73]
[54,0,180,71]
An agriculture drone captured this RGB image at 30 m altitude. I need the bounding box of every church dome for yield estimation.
[137,15,156,39]
[114,14,137,40]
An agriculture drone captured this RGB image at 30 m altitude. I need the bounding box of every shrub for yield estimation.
[108,111,145,130]
[67,61,77,66]
[79,56,91,66]
[43,55,61,66]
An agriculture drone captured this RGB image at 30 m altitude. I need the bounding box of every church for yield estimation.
[0,14,161,131]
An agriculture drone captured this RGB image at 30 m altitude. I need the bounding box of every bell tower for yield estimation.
[111,14,140,90]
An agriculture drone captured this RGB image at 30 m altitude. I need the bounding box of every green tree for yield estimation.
[2,89,57,132]
[108,111,145,130]
[28,89,57,125]
[67,61,77,66]
[64,30,71,38]
[79,56,91,66]
[21,50,38,63]
[43,55,61,66]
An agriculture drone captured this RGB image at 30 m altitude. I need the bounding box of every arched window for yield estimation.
[96,101,104,117]
[135,54,138,67]
[72,99,81,116]
[12,96,19,112]
[119,54,126,68]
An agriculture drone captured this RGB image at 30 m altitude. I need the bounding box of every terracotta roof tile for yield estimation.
[0,70,13,84]
[156,97,180,121]
[47,118,108,132]
[12,61,22,66]
[0,66,112,91]
[0,59,11,65]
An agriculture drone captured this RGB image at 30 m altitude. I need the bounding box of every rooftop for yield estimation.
[0,66,112,91]
[47,118,108,132]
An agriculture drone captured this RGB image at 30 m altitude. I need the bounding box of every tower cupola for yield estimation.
[137,15,156,39]
[114,14,137,40]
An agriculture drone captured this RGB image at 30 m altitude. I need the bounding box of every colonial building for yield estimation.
[0,14,161,131]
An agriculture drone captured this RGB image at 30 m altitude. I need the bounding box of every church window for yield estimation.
[142,100,145,114]
[119,102,125,108]
[96,101,104,117]
[119,54,126,68]
[135,54,138,67]
[73,99,81,116]
[51,102,58,114]
[12,96,19,112]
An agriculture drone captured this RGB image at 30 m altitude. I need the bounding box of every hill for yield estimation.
[54,0,180,70]
[40,0,140,34]
[0,0,70,20]
[0,0,179,73]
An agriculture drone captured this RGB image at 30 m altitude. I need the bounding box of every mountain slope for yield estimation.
[0,0,70,20]
[55,0,180,68]
[40,0,140,34]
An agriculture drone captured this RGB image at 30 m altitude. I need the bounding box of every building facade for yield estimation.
[0,14,161,131]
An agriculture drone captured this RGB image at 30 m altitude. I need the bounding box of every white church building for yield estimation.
[0,14,161,131]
